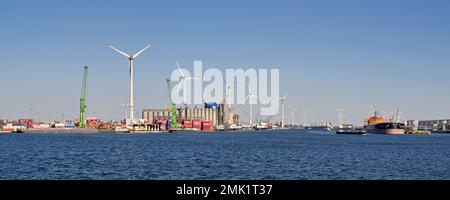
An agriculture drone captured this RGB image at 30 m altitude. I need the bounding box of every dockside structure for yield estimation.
[407,119,450,131]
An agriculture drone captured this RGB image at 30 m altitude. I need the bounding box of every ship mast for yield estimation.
[337,107,344,128]
[394,109,400,128]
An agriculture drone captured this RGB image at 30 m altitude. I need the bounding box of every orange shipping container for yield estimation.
[183,120,193,128]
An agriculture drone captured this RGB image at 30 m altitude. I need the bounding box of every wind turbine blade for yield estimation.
[176,79,185,95]
[186,77,199,80]
[108,45,130,58]
[133,44,152,58]
[176,61,185,78]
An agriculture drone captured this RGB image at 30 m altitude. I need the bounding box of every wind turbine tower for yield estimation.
[289,107,297,126]
[302,110,309,127]
[277,95,288,128]
[246,88,258,126]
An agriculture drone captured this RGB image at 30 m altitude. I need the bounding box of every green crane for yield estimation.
[166,79,178,129]
[79,66,88,128]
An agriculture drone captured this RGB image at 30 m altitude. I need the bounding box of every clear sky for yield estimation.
[1,0,449,124]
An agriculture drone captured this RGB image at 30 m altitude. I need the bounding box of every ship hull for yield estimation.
[364,123,405,135]
[336,129,366,135]
[365,129,405,135]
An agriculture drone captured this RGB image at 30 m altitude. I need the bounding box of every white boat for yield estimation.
[129,130,169,134]
[114,126,130,133]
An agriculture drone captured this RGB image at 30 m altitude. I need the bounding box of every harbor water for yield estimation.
[1,130,450,180]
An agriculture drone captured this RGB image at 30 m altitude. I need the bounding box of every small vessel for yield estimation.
[406,129,431,135]
[113,125,130,133]
[306,123,333,132]
[336,124,366,135]
[364,110,405,135]
[130,130,169,134]
[229,124,242,131]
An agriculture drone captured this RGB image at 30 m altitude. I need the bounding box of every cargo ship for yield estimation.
[364,111,405,135]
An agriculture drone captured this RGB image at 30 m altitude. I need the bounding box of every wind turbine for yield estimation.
[302,110,309,127]
[276,95,288,128]
[246,88,258,126]
[176,61,198,107]
[108,44,151,125]
[289,107,297,126]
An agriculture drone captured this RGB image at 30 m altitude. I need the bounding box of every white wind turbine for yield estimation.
[108,44,151,125]
[176,61,198,107]
[276,95,288,128]
[302,110,309,127]
[289,107,297,126]
[246,88,258,126]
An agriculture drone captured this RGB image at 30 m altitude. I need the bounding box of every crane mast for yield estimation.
[79,66,88,128]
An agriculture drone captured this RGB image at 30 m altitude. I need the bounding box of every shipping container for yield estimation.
[183,120,193,129]
[158,119,168,130]
[202,120,213,131]
[193,120,202,130]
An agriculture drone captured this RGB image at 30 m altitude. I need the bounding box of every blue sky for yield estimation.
[1,0,450,124]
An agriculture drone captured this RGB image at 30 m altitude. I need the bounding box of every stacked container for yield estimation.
[193,120,202,130]
[202,120,213,131]
[183,120,193,129]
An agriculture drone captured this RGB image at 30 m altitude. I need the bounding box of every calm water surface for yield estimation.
[1,130,449,180]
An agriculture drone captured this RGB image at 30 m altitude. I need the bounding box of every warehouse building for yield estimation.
[142,107,219,127]
[142,102,239,128]
[407,119,450,131]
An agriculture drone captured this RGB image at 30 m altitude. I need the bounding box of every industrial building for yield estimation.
[142,102,240,129]
[407,119,450,131]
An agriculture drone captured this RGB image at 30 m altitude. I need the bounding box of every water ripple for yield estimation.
[0,131,450,180]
